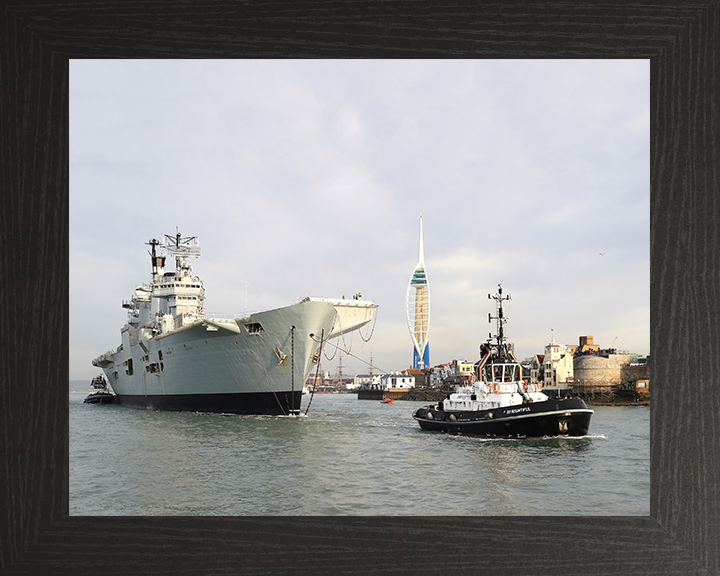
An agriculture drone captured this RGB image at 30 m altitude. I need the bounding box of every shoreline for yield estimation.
[586,401,650,407]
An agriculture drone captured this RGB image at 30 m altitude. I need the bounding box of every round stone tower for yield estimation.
[573,353,631,397]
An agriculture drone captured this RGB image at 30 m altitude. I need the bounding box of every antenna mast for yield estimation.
[488,283,511,349]
[145,238,166,280]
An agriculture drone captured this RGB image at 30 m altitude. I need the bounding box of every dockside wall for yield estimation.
[357,388,411,400]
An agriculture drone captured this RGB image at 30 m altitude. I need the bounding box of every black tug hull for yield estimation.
[413,397,592,438]
[84,393,115,404]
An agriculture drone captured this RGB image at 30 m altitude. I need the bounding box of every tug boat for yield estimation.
[83,374,116,404]
[413,284,593,438]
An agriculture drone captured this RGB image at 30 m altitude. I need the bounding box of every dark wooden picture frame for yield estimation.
[2,2,717,574]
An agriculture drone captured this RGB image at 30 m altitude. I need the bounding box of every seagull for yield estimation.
[599,252,606,256]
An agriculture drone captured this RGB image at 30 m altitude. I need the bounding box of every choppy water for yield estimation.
[70,390,649,516]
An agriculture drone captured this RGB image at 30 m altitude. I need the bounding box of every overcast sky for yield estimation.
[70,59,649,380]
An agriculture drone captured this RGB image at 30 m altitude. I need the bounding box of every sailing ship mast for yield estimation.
[338,353,343,390]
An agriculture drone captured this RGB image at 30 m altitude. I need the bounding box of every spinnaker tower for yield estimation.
[406,214,430,369]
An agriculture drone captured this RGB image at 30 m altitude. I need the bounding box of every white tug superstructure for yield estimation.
[92,231,377,415]
[442,377,548,412]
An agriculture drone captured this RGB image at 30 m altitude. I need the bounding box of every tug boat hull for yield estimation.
[84,392,115,405]
[414,397,592,438]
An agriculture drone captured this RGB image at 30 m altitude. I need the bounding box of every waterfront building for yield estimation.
[406,214,430,369]
[378,371,416,390]
[451,360,477,386]
[574,335,600,355]
[543,334,575,394]
[405,367,427,388]
[522,356,541,382]
[448,360,476,385]
[354,374,382,389]
[428,363,453,387]
[425,360,476,387]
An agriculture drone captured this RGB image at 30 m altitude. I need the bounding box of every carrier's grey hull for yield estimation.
[96,300,336,415]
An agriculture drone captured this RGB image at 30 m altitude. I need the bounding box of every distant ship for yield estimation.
[413,284,593,437]
[83,374,115,404]
[92,231,377,415]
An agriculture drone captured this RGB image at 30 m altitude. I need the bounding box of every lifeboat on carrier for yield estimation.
[413,284,593,438]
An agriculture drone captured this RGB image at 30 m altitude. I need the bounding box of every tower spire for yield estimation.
[418,213,425,266]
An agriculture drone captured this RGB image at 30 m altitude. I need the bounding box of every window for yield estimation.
[244,323,264,334]
[504,365,519,381]
[493,365,503,381]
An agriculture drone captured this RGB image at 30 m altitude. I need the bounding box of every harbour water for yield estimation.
[70,389,649,516]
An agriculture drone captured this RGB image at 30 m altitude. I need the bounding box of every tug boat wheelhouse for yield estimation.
[413,284,593,438]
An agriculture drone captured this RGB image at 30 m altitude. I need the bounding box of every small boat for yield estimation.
[381,398,394,404]
[413,284,593,438]
[83,375,116,404]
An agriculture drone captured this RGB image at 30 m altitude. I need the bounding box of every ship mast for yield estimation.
[488,284,510,345]
[338,353,343,390]
[483,283,525,386]
[146,238,166,281]
[487,283,516,363]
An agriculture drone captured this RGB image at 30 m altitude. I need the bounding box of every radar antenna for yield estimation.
[163,229,201,277]
[164,230,201,259]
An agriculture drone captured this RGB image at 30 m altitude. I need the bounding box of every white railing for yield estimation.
[204,311,254,319]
